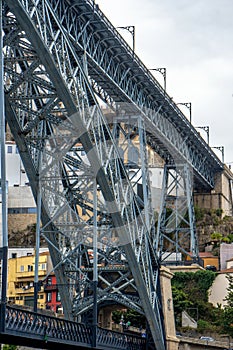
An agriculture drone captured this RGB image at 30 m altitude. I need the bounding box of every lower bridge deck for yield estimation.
[0,305,146,350]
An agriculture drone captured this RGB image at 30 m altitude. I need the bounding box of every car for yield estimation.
[205,265,217,272]
[199,336,214,342]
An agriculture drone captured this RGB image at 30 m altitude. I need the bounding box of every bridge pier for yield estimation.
[194,165,233,217]
[98,307,113,330]
[160,266,179,350]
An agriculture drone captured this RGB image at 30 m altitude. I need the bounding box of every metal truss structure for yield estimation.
[2,1,224,350]
[156,164,199,264]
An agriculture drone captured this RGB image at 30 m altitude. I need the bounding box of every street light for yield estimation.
[196,126,209,145]
[177,102,192,123]
[149,68,167,91]
[117,26,135,54]
[212,146,224,163]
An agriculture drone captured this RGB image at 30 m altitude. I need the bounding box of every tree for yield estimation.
[172,286,192,326]
[171,270,218,329]
[224,274,233,307]
[3,345,17,350]
[112,309,146,329]
[210,232,223,241]
[222,274,233,337]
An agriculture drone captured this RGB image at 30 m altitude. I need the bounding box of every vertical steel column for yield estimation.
[155,165,168,260]
[184,164,199,260]
[156,164,198,263]
[0,0,8,332]
[92,178,98,347]
[138,117,150,230]
[34,185,42,312]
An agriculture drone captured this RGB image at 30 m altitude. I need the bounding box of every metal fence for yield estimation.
[2,305,146,350]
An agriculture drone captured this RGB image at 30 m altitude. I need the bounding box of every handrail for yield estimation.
[2,305,146,349]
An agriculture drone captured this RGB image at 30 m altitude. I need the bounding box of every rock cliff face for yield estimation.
[196,210,233,251]
[7,208,233,251]
[8,218,46,247]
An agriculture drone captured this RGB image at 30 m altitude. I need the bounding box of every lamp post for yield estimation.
[212,146,224,163]
[196,126,209,145]
[117,26,135,54]
[149,68,166,92]
[177,102,192,123]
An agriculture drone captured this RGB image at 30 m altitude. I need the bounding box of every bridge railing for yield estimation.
[1,305,146,349]
[4,305,92,344]
[97,327,146,349]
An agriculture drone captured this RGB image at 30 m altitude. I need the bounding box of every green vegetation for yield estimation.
[172,270,219,332]
[221,274,233,337]
[194,206,205,222]
[2,345,17,350]
[172,270,233,336]
[112,309,146,329]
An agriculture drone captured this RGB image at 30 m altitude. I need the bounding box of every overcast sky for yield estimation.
[97,0,233,165]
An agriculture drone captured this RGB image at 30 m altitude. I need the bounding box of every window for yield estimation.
[47,277,52,285]
[11,253,17,258]
[8,208,36,214]
[28,208,36,214]
[28,265,33,272]
[20,265,24,272]
[47,292,52,302]
[41,263,46,270]
[56,291,61,302]
[7,145,12,153]
[56,306,63,314]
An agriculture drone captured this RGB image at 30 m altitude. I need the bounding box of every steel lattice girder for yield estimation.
[42,0,223,190]
[4,1,166,349]
[155,164,199,263]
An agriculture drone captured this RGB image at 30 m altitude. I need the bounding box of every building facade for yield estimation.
[7,251,60,312]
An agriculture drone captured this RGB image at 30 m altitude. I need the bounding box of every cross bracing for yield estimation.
[3,1,165,349]
[2,1,223,350]
[156,164,199,264]
[43,0,223,189]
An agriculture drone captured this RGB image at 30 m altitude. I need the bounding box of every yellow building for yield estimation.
[8,251,52,310]
[186,251,219,270]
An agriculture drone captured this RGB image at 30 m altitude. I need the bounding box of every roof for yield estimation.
[218,268,233,274]
[226,257,233,262]
[199,252,217,258]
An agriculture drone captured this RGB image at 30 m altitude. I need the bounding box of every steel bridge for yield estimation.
[0,305,146,349]
[1,0,224,349]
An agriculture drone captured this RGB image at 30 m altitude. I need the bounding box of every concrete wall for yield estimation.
[160,266,179,350]
[7,186,37,235]
[8,186,35,209]
[220,243,233,270]
[5,141,28,186]
[208,272,232,307]
[194,166,233,217]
